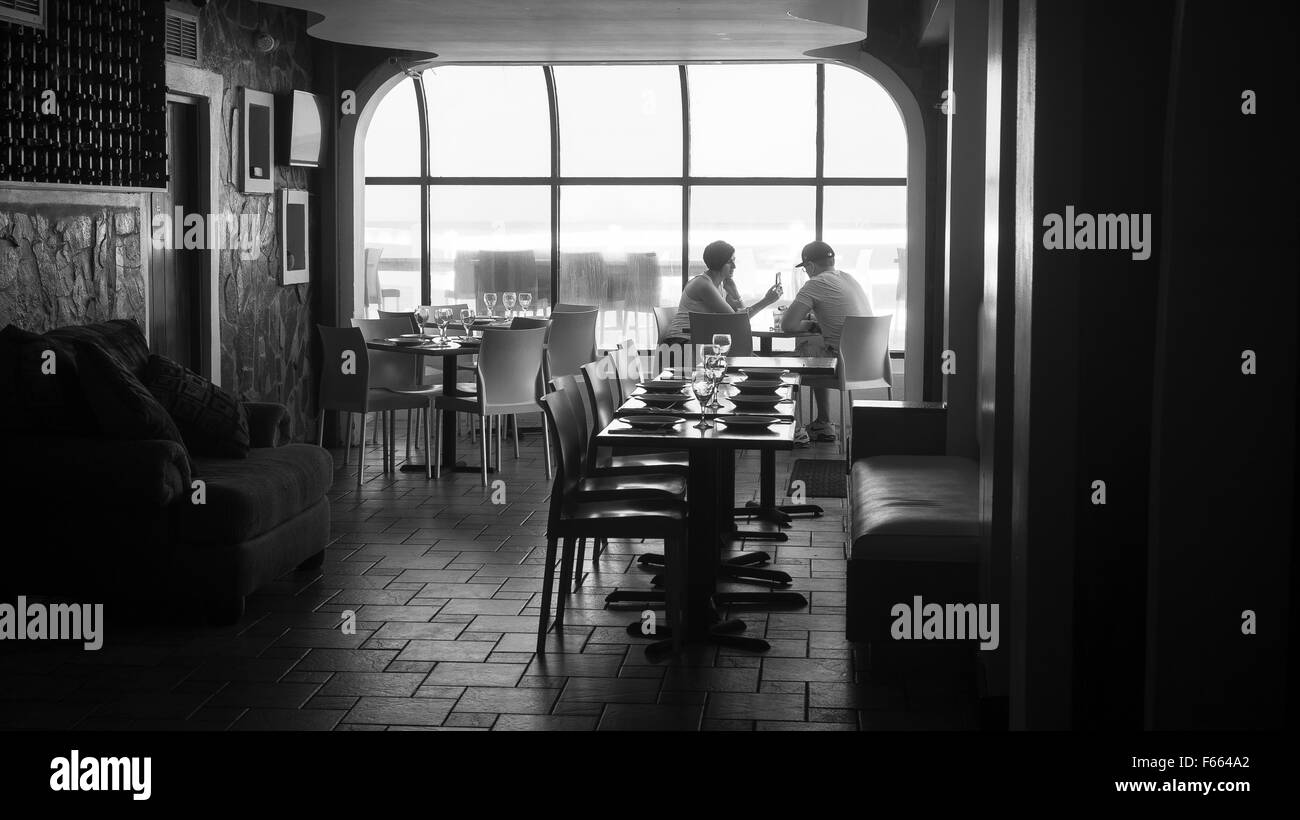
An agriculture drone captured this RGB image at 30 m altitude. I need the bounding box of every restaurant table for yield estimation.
[365,334,492,475]
[662,356,838,530]
[613,374,800,589]
[594,415,800,656]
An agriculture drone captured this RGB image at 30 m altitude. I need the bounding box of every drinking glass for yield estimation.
[460,308,475,336]
[712,333,732,356]
[502,292,517,319]
[706,354,727,409]
[518,292,533,315]
[691,371,715,429]
[415,306,430,340]
[483,292,497,318]
[435,308,453,345]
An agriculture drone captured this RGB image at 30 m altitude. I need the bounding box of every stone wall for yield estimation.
[0,200,147,334]
[201,0,320,441]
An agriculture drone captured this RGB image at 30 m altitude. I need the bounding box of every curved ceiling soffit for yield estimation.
[267,0,868,63]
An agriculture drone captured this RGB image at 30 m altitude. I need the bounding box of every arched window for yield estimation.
[363,63,909,351]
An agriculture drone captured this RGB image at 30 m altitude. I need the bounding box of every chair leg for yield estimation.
[378,412,386,473]
[433,409,443,479]
[556,536,577,627]
[356,412,367,490]
[495,416,503,472]
[537,535,559,653]
[316,411,324,446]
[512,413,520,459]
[425,401,433,480]
[343,413,352,466]
[542,413,553,480]
[480,415,489,487]
[406,409,413,462]
[573,538,587,592]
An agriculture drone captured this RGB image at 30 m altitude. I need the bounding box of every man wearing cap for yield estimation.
[781,241,875,443]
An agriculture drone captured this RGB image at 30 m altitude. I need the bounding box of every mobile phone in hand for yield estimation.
[775,272,781,287]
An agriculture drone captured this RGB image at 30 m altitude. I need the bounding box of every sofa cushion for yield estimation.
[143,354,251,458]
[46,318,150,376]
[849,455,979,563]
[73,340,195,473]
[0,324,98,435]
[175,444,333,545]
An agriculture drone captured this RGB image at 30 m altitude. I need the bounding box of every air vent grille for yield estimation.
[165,10,199,63]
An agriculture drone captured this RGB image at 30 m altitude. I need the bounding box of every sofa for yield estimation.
[845,400,980,642]
[0,319,332,624]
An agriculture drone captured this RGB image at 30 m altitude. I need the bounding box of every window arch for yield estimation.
[363,62,909,351]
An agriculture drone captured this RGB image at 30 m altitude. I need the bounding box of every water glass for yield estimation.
[519,292,533,315]
[691,371,715,429]
[502,292,517,319]
[483,292,497,318]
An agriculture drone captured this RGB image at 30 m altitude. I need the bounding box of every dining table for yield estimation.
[364,316,517,475]
[594,402,799,657]
[659,356,838,533]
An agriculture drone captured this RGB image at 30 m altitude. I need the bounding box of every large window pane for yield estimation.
[429,186,551,312]
[559,186,683,351]
[364,79,421,178]
[689,65,816,177]
[424,67,550,177]
[822,186,908,349]
[364,185,422,313]
[555,66,682,177]
[689,186,815,342]
[823,64,908,178]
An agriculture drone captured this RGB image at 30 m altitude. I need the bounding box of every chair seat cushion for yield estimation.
[558,498,686,535]
[576,472,686,500]
[176,444,333,545]
[603,453,689,475]
[849,455,979,563]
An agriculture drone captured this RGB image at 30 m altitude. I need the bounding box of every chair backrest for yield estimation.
[549,374,589,473]
[547,308,598,379]
[611,339,644,404]
[510,316,550,330]
[539,390,584,525]
[317,325,370,413]
[378,309,418,332]
[653,306,676,343]
[477,326,548,409]
[553,303,598,313]
[580,359,624,472]
[688,311,754,356]
[352,317,421,389]
[839,314,893,390]
[363,248,383,308]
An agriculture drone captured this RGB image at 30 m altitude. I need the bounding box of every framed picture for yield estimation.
[240,88,275,194]
[280,189,310,285]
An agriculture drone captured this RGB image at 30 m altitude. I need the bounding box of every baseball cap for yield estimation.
[795,241,835,268]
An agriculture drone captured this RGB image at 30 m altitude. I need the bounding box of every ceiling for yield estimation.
[264,0,869,63]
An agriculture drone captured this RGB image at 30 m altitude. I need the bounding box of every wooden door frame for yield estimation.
[163,63,223,385]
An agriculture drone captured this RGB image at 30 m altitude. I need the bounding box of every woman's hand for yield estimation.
[764,283,783,303]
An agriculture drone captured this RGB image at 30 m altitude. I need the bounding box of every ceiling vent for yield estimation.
[0,0,45,29]
[165,7,200,64]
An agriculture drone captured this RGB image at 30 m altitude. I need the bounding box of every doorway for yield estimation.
[149,97,203,369]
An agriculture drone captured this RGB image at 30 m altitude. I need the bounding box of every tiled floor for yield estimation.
[0,420,980,731]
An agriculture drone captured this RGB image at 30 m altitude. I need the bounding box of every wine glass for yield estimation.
[712,333,732,357]
[518,292,533,315]
[415,306,430,340]
[690,371,716,429]
[460,308,475,336]
[706,353,727,409]
[502,292,517,319]
[483,292,497,319]
[435,308,453,345]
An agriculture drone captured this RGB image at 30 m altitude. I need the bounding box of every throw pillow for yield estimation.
[142,354,251,458]
[0,325,99,435]
[73,341,194,475]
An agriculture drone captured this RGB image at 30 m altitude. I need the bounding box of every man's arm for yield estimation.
[781,299,814,333]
